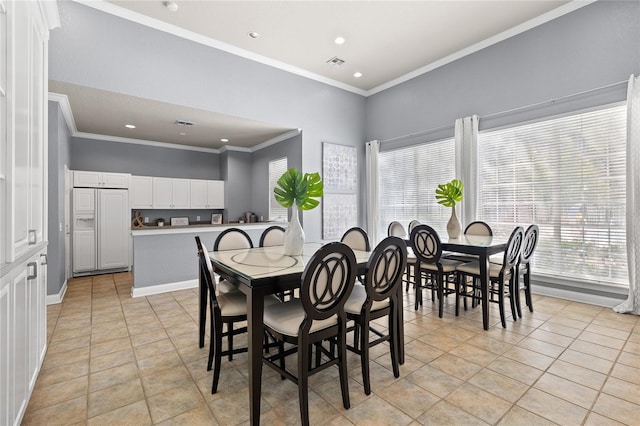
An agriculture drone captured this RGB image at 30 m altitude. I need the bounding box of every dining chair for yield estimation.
[455,226,524,328]
[387,221,417,292]
[259,225,286,247]
[445,220,493,262]
[262,242,357,426]
[340,226,371,251]
[410,224,463,318]
[213,228,254,294]
[195,236,279,393]
[515,224,539,317]
[408,220,421,234]
[344,236,407,395]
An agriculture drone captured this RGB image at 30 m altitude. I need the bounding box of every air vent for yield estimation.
[176,119,195,126]
[326,56,345,66]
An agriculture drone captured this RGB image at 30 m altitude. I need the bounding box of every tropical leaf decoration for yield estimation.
[435,179,463,208]
[274,168,324,210]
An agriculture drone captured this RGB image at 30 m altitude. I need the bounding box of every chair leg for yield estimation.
[297,339,310,426]
[508,277,518,322]
[278,341,286,380]
[338,325,351,410]
[497,281,507,328]
[360,319,371,395]
[524,272,534,312]
[437,274,444,318]
[212,318,223,393]
[455,273,461,316]
[207,310,215,371]
[414,271,421,310]
[389,308,400,379]
[227,322,234,361]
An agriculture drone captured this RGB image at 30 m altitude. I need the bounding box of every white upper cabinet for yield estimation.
[153,177,190,209]
[189,179,225,209]
[130,175,153,209]
[73,170,130,189]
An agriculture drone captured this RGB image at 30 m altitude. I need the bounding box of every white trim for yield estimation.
[76,0,592,98]
[48,93,78,134]
[249,129,301,152]
[131,279,198,298]
[38,0,61,31]
[367,0,596,96]
[218,145,250,154]
[46,279,67,305]
[131,222,278,237]
[532,286,623,309]
[74,131,221,154]
[75,0,367,97]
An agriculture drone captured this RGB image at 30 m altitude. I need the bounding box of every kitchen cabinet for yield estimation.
[0,1,57,424]
[190,179,225,209]
[130,175,153,208]
[153,177,190,209]
[73,170,130,189]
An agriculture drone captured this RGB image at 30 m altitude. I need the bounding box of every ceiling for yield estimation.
[52,0,583,151]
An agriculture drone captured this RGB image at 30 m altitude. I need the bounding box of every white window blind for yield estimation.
[478,104,628,286]
[268,157,288,221]
[377,139,455,241]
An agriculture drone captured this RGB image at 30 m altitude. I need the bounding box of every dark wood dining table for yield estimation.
[440,234,509,330]
[208,243,374,426]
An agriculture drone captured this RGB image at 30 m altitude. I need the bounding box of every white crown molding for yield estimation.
[74,131,221,154]
[49,92,78,134]
[367,0,596,96]
[39,0,61,31]
[249,129,301,153]
[218,145,251,154]
[74,0,368,97]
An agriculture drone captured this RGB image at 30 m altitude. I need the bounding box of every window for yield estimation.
[478,104,627,286]
[377,138,455,241]
[268,157,288,221]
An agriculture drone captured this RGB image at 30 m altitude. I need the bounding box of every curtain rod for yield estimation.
[380,78,628,144]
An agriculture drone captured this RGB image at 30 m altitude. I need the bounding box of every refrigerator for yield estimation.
[72,188,129,275]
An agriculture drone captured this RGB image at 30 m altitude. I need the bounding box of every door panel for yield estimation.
[98,189,128,269]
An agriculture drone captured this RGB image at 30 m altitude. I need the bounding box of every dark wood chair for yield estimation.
[261,242,357,426]
[456,226,524,327]
[195,236,279,393]
[410,224,463,318]
[259,225,285,247]
[387,221,418,292]
[515,224,539,316]
[344,236,407,395]
[340,226,371,251]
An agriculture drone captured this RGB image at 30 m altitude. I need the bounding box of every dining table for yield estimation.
[439,233,510,330]
[208,242,377,426]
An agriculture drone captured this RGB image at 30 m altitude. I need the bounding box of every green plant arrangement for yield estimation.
[274,168,324,210]
[435,178,463,207]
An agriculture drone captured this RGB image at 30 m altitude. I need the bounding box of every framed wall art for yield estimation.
[322,142,358,239]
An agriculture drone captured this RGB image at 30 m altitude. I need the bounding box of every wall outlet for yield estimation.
[196,216,200,221]
[144,217,149,223]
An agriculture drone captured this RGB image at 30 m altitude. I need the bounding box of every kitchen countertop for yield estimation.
[131,222,285,236]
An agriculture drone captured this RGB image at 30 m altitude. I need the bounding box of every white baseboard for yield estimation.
[46,280,67,305]
[131,279,198,298]
[533,285,624,308]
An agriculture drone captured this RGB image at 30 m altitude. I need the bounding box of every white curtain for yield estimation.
[366,140,380,245]
[454,115,479,229]
[615,75,640,315]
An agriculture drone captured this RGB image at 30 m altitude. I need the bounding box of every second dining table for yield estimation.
[209,242,374,426]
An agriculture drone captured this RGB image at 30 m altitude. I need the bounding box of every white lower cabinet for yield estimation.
[0,248,47,425]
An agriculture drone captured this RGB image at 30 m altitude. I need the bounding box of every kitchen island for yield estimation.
[130,223,281,297]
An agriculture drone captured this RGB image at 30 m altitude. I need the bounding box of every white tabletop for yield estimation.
[210,243,371,281]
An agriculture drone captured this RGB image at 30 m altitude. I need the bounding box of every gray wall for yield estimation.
[366,0,640,146]
[49,1,366,243]
[70,137,221,179]
[221,150,253,223]
[250,134,303,222]
[47,101,72,296]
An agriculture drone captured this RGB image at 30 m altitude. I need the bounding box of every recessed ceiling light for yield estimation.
[354,72,363,78]
[164,1,178,12]
[334,36,345,45]
[125,124,136,129]
[248,32,260,39]
[221,138,229,143]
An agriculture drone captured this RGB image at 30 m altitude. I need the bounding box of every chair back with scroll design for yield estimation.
[214,228,253,251]
[387,221,407,238]
[408,220,421,234]
[410,224,443,265]
[516,224,539,316]
[464,221,493,236]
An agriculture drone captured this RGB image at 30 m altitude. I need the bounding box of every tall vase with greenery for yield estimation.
[435,179,463,239]
[274,168,323,255]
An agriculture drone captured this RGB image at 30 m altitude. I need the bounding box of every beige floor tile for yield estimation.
[585,323,631,341]
[516,336,565,358]
[269,391,341,426]
[528,329,575,347]
[579,330,626,350]
[208,389,271,425]
[41,346,90,370]
[533,372,599,409]
[517,388,588,425]
[147,382,205,423]
[467,368,529,403]
[547,359,607,390]
[617,351,640,369]
[87,378,145,418]
[344,395,413,426]
[583,411,627,426]
[429,353,483,381]
[406,365,464,398]
[610,363,640,386]
[602,376,640,405]
[36,361,89,387]
[89,362,139,393]
[22,395,87,425]
[448,343,499,366]
[90,348,136,373]
[416,400,489,426]
[592,393,640,425]
[445,383,512,424]
[133,337,176,360]
[466,335,513,355]
[497,406,557,426]
[376,378,440,419]
[137,349,184,376]
[90,336,132,358]
[502,346,555,370]
[87,400,151,425]
[28,376,89,411]
[559,349,614,374]
[403,340,445,364]
[156,404,219,426]
[486,357,543,386]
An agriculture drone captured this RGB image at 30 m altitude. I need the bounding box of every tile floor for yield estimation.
[23,272,640,425]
